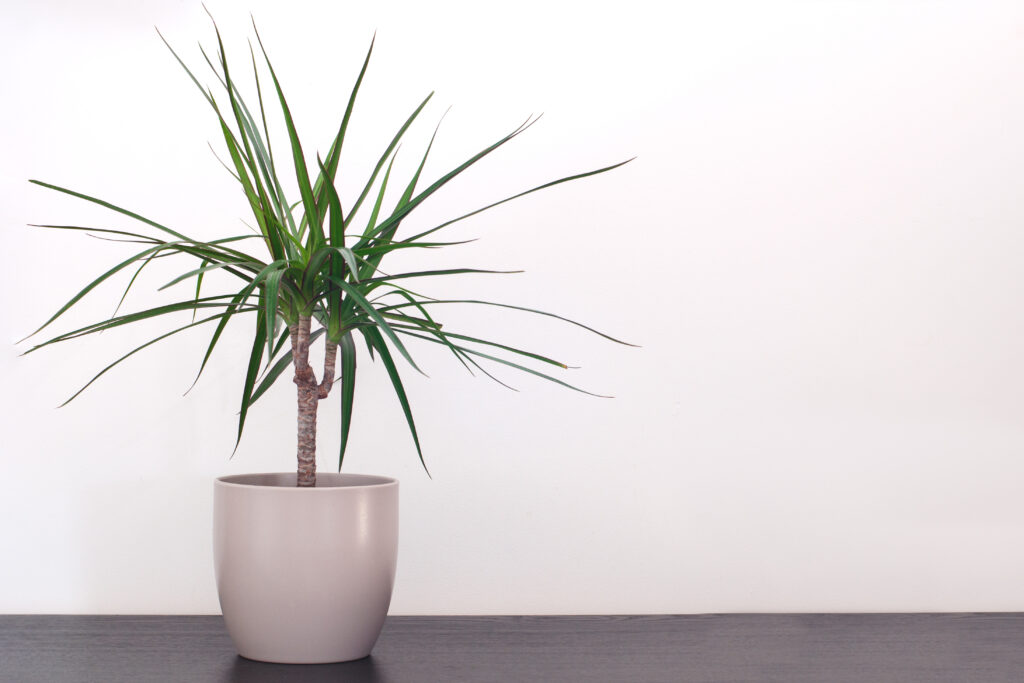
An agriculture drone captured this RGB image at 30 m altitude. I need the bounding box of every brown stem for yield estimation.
[318,341,338,399]
[292,317,313,379]
[292,316,318,487]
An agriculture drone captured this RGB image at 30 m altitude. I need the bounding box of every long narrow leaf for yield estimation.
[388,321,567,369]
[29,299,253,353]
[363,150,398,239]
[59,310,251,407]
[264,267,284,357]
[353,237,475,258]
[343,93,433,232]
[361,326,428,476]
[403,157,635,243]
[397,328,608,397]
[355,115,538,249]
[249,328,325,404]
[310,35,374,227]
[111,255,157,321]
[187,280,262,393]
[338,331,357,469]
[29,180,191,241]
[155,27,215,106]
[328,277,422,373]
[158,260,252,291]
[381,289,472,373]
[376,298,637,346]
[236,310,267,453]
[361,267,521,286]
[254,27,320,252]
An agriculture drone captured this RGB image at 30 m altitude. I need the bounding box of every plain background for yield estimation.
[2,0,1024,615]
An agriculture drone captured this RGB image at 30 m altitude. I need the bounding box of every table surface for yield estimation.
[1,614,1022,683]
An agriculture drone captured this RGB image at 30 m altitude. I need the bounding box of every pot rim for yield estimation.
[216,472,398,490]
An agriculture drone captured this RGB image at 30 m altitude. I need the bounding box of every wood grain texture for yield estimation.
[1,614,1022,683]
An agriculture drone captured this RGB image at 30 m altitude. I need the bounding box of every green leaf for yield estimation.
[403,157,636,243]
[26,294,251,353]
[394,109,446,210]
[363,149,398,239]
[236,310,268,453]
[379,289,473,373]
[158,260,251,291]
[110,255,157,321]
[328,276,422,374]
[398,328,609,397]
[315,155,348,339]
[264,267,284,358]
[187,281,261,393]
[338,331,357,470]
[311,34,374,226]
[305,245,360,292]
[377,298,637,346]
[388,321,568,369]
[267,325,292,366]
[254,27,320,252]
[59,310,252,407]
[215,114,276,254]
[249,42,278,189]
[344,93,433,232]
[29,180,191,241]
[353,237,475,258]
[249,328,325,404]
[317,157,346,250]
[355,115,539,249]
[361,267,521,286]
[193,259,209,318]
[155,27,215,107]
[209,18,276,233]
[361,326,429,476]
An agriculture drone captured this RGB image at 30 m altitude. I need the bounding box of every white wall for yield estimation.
[3,0,1024,615]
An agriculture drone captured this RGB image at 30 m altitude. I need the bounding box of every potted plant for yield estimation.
[22,17,631,664]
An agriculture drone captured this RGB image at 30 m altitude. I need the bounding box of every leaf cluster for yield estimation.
[22,16,633,473]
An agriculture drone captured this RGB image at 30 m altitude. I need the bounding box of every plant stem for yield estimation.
[292,316,318,487]
[319,341,338,398]
[291,317,340,487]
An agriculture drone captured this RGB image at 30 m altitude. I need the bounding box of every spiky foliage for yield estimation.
[22,17,632,484]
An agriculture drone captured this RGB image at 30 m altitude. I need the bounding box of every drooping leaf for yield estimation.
[236,310,268,453]
[249,328,325,404]
[187,280,262,393]
[26,294,250,353]
[60,309,255,407]
[361,326,428,476]
[28,180,191,241]
[397,328,608,398]
[376,298,637,346]
[388,321,568,369]
[327,276,422,374]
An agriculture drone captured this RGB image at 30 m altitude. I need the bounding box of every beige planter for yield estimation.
[213,473,399,664]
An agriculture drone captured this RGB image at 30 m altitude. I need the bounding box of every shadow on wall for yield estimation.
[69,475,217,613]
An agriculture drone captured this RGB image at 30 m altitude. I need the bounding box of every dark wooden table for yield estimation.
[1,614,1022,682]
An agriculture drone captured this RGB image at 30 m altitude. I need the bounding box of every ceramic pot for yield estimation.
[213,472,399,663]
